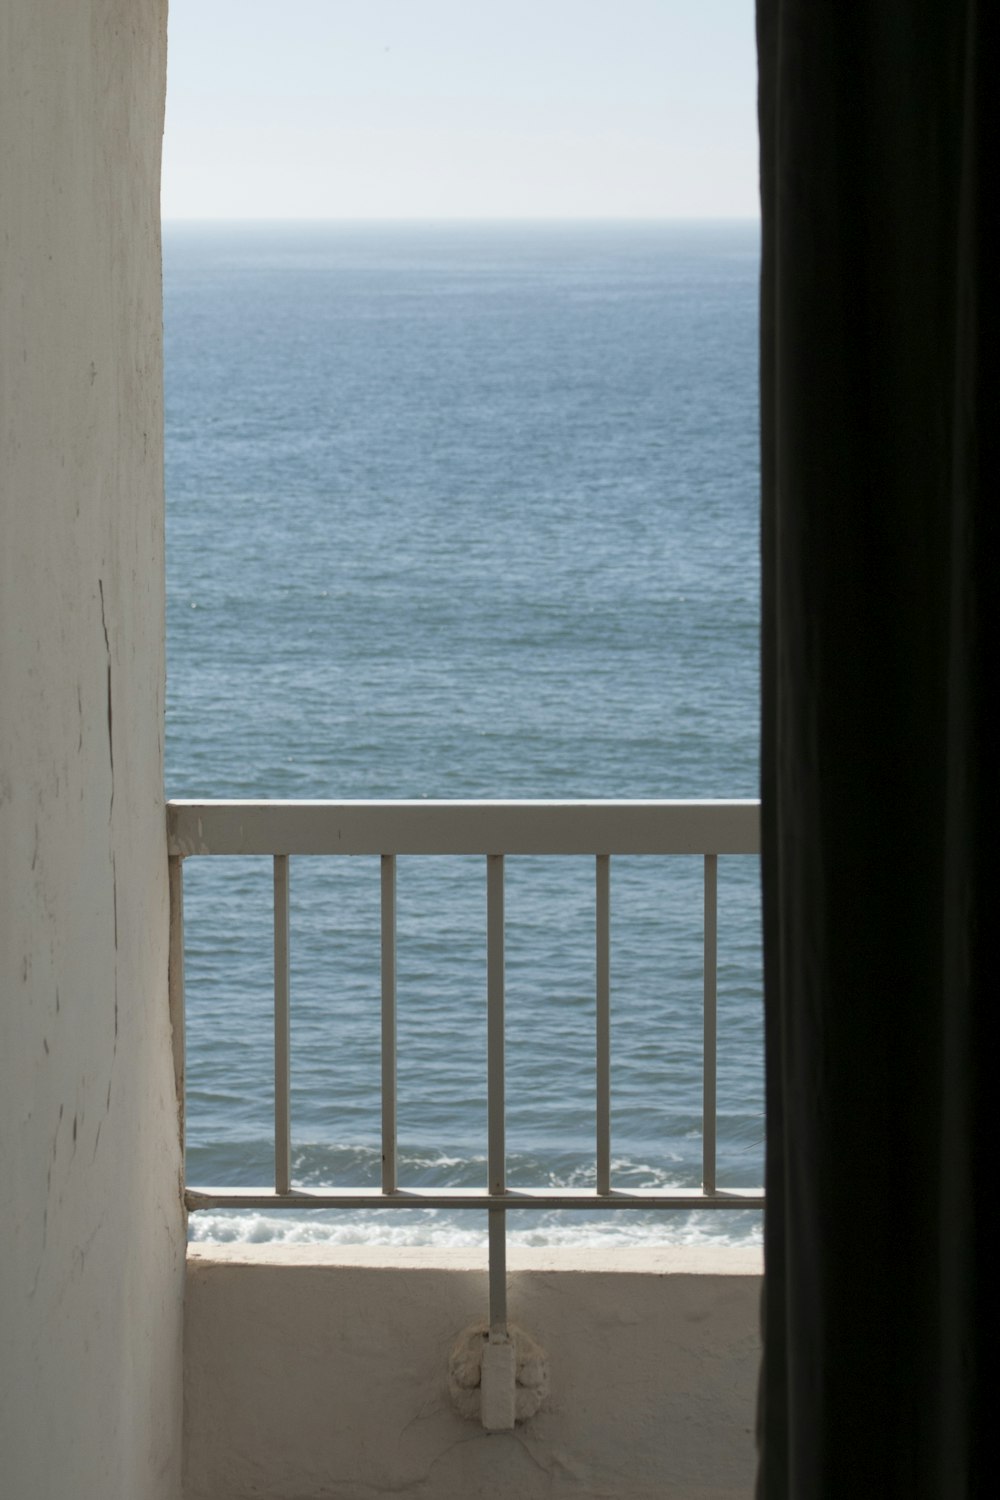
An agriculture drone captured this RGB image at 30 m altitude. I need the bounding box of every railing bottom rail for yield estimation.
[185,1185,764,1212]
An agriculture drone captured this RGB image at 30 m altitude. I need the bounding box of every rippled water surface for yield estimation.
[164,221,762,1246]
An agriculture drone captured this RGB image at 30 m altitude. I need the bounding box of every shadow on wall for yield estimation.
[183,1245,761,1500]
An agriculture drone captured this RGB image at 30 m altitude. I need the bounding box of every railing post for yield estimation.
[381,854,397,1194]
[486,853,507,1334]
[703,853,718,1195]
[488,1205,507,1330]
[482,852,515,1429]
[274,854,291,1196]
[596,854,611,1196]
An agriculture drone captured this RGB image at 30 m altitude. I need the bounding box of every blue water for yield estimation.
[164,221,762,1247]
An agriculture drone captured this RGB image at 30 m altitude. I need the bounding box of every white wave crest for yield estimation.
[188,1207,761,1250]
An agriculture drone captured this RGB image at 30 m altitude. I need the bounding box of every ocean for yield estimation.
[163,220,762,1248]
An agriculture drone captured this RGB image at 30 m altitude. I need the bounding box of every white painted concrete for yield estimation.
[185,1246,762,1500]
[0,4,183,1497]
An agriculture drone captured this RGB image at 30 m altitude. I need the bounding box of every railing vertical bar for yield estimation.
[274,854,291,1196]
[596,854,611,1196]
[703,853,718,1195]
[487,854,506,1195]
[381,854,398,1194]
[167,855,186,1158]
[488,1207,508,1331]
[486,853,507,1334]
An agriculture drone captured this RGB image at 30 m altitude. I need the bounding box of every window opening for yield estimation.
[162,0,763,1254]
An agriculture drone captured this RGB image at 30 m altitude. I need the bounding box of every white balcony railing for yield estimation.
[167,799,763,1339]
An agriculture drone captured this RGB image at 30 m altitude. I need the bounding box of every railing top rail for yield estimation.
[167,798,760,858]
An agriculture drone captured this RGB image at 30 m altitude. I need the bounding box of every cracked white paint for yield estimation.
[184,1245,762,1500]
[0,4,183,1497]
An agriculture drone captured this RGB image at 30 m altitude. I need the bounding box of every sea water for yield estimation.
[163,220,762,1248]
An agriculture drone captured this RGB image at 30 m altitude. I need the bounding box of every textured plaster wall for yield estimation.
[0,3,183,1497]
[185,1246,762,1500]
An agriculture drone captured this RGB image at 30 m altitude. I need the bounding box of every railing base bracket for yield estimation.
[449,1322,549,1429]
[480,1337,516,1431]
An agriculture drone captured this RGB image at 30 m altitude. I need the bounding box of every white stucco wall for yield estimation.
[0,4,183,1497]
[185,1246,762,1500]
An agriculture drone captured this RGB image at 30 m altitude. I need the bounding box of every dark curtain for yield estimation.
[757,3,996,1495]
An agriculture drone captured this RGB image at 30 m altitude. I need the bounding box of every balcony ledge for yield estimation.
[184,1241,762,1500]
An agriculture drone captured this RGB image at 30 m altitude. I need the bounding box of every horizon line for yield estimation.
[161,213,761,226]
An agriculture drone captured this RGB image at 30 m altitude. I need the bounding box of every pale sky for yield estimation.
[162,1,758,221]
